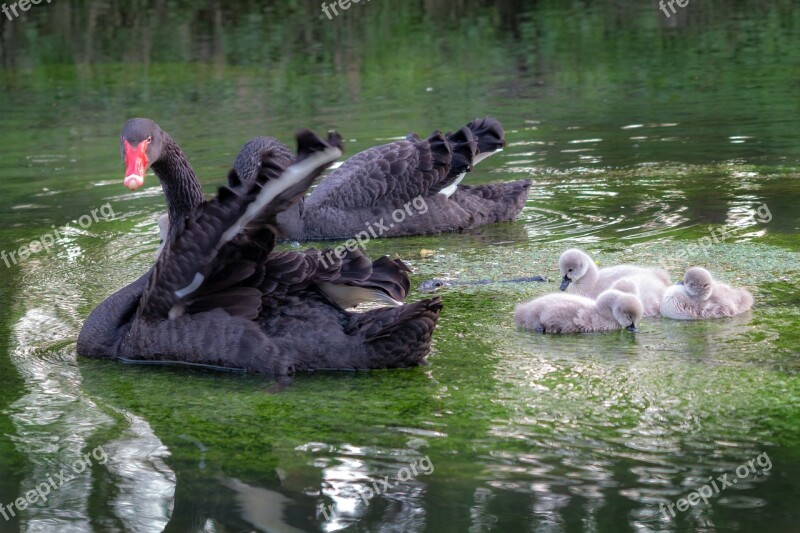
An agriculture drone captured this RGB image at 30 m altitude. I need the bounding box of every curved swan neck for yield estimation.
[77,271,151,358]
[150,133,204,221]
[583,260,599,288]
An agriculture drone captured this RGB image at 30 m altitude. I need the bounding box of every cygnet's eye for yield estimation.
[568,268,573,272]
[434,281,443,287]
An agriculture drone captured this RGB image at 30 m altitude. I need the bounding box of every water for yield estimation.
[1,1,799,531]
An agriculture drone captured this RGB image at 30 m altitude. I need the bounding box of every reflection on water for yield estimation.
[486,315,779,531]
[7,248,175,532]
[3,178,799,533]
[1,0,800,531]
[307,444,434,532]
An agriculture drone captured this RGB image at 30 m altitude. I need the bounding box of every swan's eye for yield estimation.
[146,135,152,143]
[434,281,443,287]
[568,268,573,272]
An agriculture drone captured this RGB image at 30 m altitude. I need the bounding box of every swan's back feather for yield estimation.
[258,249,410,309]
[310,132,452,209]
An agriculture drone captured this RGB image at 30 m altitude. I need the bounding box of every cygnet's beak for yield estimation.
[626,324,638,333]
[560,275,572,291]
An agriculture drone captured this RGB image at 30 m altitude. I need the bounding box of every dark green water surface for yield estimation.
[1,1,799,531]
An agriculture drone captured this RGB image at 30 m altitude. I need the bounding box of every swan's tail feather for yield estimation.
[318,283,404,309]
[348,296,443,368]
[429,118,502,198]
[332,252,410,304]
[445,125,478,175]
[314,246,373,281]
[358,256,411,302]
[316,252,411,308]
[465,116,505,164]
[423,131,453,174]
[256,247,410,309]
[430,126,478,197]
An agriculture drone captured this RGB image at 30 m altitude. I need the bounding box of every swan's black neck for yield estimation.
[77,270,152,359]
[151,133,204,221]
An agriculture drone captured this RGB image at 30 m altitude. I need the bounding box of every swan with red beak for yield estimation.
[119,119,205,223]
[120,118,171,191]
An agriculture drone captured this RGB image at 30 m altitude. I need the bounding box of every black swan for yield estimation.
[231,117,532,240]
[78,128,442,374]
[118,118,414,309]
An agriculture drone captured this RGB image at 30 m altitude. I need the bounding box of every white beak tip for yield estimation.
[124,174,145,191]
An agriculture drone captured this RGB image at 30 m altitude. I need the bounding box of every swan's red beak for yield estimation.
[123,139,150,190]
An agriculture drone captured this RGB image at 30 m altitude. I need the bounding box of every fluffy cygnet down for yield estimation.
[610,272,671,317]
[558,248,671,299]
[661,266,754,320]
[515,289,643,334]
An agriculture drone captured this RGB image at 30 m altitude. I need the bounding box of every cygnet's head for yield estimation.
[613,293,643,331]
[682,267,713,300]
[597,289,643,332]
[559,249,593,291]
